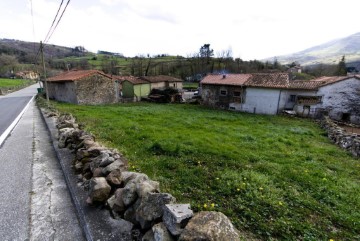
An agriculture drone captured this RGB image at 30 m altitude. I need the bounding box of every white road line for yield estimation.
[0,96,35,147]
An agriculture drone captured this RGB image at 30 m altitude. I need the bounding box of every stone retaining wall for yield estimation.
[320,116,360,158]
[52,112,240,241]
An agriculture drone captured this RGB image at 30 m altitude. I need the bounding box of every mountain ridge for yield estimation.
[264,32,360,66]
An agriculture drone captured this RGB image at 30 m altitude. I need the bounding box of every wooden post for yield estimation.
[40,41,49,103]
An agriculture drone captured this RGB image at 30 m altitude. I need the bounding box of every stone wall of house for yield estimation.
[75,75,116,104]
[47,82,77,104]
[320,116,360,158]
[55,112,241,240]
[317,78,360,124]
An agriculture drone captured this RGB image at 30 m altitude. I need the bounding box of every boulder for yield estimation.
[135,193,176,229]
[142,229,155,241]
[107,188,126,213]
[88,177,111,203]
[102,159,127,176]
[163,204,193,236]
[122,182,138,206]
[106,169,123,187]
[179,211,240,241]
[92,167,104,177]
[136,180,160,198]
[100,156,115,167]
[152,222,175,241]
[58,127,75,148]
[124,199,141,225]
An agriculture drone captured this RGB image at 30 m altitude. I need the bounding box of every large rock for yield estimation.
[106,169,122,187]
[121,172,149,185]
[142,229,155,241]
[152,222,175,241]
[163,204,193,236]
[102,159,127,175]
[179,211,240,241]
[107,188,126,213]
[135,193,176,229]
[88,177,111,203]
[58,127,75,148]
[136,180,160,198]
[122,182,138,206]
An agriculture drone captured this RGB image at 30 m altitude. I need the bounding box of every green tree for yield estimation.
[335,55,347,76]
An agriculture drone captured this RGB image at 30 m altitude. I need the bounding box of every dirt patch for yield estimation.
[340,125,360,135]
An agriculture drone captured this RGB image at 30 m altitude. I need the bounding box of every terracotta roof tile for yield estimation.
[289,75,360,90]
[139,75,182,83]
[245,73,290,88]
[47,70,110,82]
[113,76,149,85]
[201,74,252,86]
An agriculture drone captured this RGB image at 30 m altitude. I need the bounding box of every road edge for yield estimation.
[0,95,35,147]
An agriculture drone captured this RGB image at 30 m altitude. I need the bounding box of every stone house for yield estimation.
[116,76,151,101]
[46,70,117,104]
[287,75,360,123]
[139,75,183,90]
[201,73,360,124]
[201,73,289,115]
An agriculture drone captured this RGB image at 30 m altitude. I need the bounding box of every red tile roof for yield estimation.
[201,73,360,90]
[139,75,183,83]
[47,70,111,82]
[113,76,149,85]
[289,75,360,90]
[245,73,290,88]
[201,74,252,86]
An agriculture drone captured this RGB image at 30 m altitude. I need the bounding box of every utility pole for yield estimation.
[40,41,49,103]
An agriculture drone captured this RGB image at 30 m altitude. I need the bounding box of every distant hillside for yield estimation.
[0,38,87,63]
[264,32,360,66]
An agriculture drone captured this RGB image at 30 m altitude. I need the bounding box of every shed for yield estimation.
[46,70,117,104]
[116,76,151,101]
[139,75,183,90]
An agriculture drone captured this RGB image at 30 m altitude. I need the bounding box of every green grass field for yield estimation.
[53,102,360,240]
[0,78,31,88]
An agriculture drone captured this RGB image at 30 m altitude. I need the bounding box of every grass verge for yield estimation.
[53,101,360,240]
[0,78,32,88]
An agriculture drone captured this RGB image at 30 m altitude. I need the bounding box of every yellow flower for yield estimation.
[237,188,240,192]
[259,187,263,191]
[278,201,283,206]
[211,203,215,208]
[216,177,220,180]
[329,239,334,241]
[203,204,207,208]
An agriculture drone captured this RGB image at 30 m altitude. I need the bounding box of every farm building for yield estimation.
[116,76,151,101]
[46,70,118,104]
[139,75,183,90]
[201,73,360,124]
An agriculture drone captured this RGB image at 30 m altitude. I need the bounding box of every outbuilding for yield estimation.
[46,70,117,104]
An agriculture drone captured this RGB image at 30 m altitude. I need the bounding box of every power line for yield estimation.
[44,0,71,43]
[44,0,64,43]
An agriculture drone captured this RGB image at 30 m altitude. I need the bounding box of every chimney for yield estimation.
[223,74,226,79]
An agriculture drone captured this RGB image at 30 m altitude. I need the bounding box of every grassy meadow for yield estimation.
[53,102,360,240]
[0,78,32,88]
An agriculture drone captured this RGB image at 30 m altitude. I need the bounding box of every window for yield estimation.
[289,95,296,102]
[220,90,227,96]
[234,91,241,97]
[297,96,322,105]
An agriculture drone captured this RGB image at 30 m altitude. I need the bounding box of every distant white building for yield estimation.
[201,73,360,124]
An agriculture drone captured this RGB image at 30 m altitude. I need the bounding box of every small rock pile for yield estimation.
[54,112,240,241]
[320,116,360,157]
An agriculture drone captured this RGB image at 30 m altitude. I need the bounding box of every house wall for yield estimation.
[151,82,166,89]
[47,82,77,104]
[201,84,244,109]
[167,81,183,89]
[318,78,360,123]
[122,81,135,98]
[241,88,286,115]
[134,83,151,99]
[75,74,116,104]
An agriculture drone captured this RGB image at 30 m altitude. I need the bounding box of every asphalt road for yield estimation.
[0,85,84,240]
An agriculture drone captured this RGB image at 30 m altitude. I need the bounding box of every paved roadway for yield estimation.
[0,85,85,240]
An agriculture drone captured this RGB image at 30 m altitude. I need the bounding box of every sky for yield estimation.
[1,0,360,60]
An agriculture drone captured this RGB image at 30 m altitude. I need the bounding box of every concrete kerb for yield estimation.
[39,107,133,241]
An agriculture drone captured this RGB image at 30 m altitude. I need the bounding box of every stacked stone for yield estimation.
[55,113,240,241]
[320,116,360,158]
